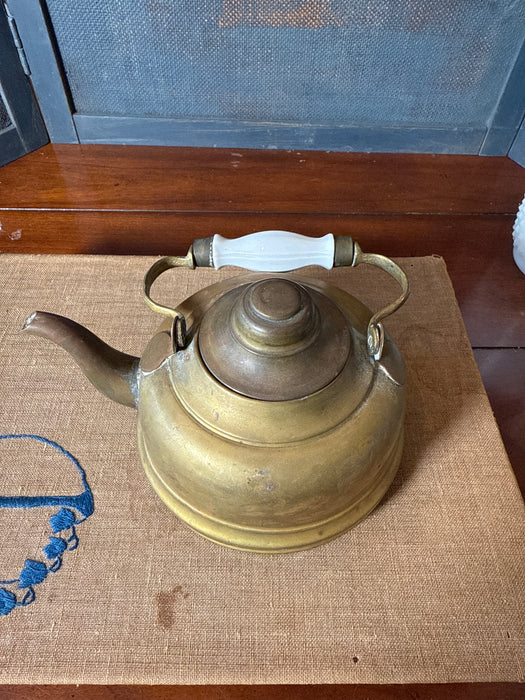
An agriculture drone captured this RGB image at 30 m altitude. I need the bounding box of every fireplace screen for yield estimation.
[43,0,524,130]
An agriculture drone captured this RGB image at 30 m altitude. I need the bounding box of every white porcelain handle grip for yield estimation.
[209,231,336,271]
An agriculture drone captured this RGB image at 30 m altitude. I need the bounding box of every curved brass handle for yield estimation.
[142,234,409,361]
[143,251,194,318]
[351,242,409,361]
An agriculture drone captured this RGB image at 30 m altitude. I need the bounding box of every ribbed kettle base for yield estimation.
[138,425,403,554]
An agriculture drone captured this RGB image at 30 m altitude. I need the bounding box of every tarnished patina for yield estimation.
[23,233,409,552]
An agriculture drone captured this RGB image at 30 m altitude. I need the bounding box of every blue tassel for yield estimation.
[0,434,94,616]
[50,508,77,534]
[18,560,48,589]
[43,537,68,560]
[0,589,17,616]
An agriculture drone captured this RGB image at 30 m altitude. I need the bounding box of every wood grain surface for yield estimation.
[0,145,523,699]
[0,145,523,213]
[0,683,524,700]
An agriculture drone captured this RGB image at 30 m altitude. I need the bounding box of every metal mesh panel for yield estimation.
[0,93,12,131]
[45,0,524,126]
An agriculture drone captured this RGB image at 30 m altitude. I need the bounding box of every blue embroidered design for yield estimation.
[0,434,94,616]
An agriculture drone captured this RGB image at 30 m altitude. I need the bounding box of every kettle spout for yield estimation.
[23,311,139,408]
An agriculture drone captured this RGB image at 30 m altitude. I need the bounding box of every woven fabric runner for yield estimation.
[0,254,523,685]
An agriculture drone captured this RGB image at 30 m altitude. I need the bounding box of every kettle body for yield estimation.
[24,232,409,552]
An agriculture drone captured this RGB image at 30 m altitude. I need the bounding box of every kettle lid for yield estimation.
[198,277,351,401]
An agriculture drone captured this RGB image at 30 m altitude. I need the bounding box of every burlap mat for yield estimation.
[0,254,523,685]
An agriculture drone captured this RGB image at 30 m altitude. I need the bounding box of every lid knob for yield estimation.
[249,278,302,320]
[232,279,318,354]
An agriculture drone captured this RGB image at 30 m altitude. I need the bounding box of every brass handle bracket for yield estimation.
[143,250,194,319]
[143,250,194,349]
[348,241,409,361]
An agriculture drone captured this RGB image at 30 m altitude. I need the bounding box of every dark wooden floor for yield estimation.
[0,145,524,700]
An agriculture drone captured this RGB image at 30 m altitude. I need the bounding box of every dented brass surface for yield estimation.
[24,236,409,552]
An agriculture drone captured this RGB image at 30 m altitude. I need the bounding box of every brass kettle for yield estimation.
[24,232,409,552]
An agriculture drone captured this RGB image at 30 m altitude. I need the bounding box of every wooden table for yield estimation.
[0,145,523,700]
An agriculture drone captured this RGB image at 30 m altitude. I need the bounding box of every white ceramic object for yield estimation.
[512,195,525,275]
[212,231,335,271]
